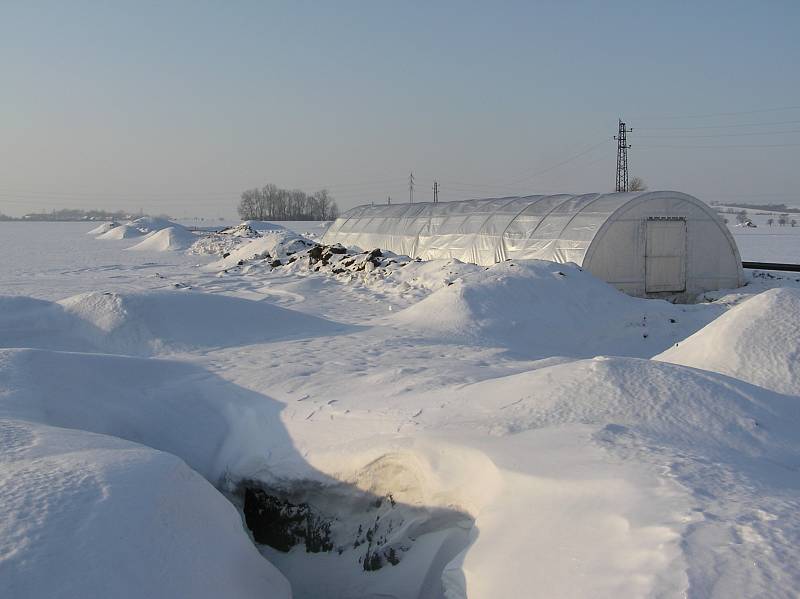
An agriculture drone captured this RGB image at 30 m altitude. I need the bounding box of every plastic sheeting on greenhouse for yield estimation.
[323,191,744,297]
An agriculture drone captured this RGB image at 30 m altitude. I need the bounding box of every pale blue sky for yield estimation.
[2,1,799,217]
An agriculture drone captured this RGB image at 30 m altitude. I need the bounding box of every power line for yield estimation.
[504,140,608,187]
[636,118,800,131]
[638,129,800,139]
[635,104,800,120]
[638,142,800,149]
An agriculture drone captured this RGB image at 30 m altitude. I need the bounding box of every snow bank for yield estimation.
[393,260,720,359]
[96,223,144,239]
[0,347,305,481]
[86,221,119,235]
[0,418,290,599]
[416,356,800,597]
[444,356,800,457]
[127,226,198,251]
[656,288,800,395]
[0,290,348,356]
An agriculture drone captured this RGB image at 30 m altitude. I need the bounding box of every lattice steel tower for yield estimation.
[614,119,632,192]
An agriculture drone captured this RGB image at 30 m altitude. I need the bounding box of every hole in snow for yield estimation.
[232,477,474,599]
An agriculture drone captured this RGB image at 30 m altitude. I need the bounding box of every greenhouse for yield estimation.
[322,191,744,298]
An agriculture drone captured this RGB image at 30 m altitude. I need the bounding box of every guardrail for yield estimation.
[742,262,800,272]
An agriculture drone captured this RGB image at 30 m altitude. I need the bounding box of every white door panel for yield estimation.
[645,218,686,293]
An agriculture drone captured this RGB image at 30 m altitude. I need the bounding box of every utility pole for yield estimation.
[409,172,415,203]
[433,180,439,203]
[613,119,632,192]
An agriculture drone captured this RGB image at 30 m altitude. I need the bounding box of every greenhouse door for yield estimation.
[645,217,687,293]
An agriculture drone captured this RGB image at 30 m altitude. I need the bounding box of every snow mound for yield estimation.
[57,290,348,355]
[96,223,144,239]
[219,223,261,238]
[655,288,800,395]
[127,226,198,251]
[128,215,185,234]
[190,222,291,257]
[392,260,719,359]
[0,347,303,481]
[447,356,800,458]
[0,418,290,599]
[431,356,800,598]
[0,291,348,356]
[96,217,186,240]
[242,220,288,232]
[86,221,119,235]
[206,230,315,271]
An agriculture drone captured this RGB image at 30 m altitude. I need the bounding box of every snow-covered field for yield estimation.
[724,209,800,263]
[1,218,799,599]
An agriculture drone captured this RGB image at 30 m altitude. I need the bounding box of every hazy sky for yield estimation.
[2,1,800,217]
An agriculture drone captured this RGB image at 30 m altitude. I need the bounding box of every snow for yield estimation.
[655,288,800,395]
[94,216,186,242]
[128,226,199,251]
[86,221,119,235]
[447,366,800,597]
[0,289,348,356]
[0,418,290,599]
[128,215,185,234]
[723,209,800,263]
[96,223,145,239]
[1,220,799,598]
[392,260,722,359]
[242,220,289,232]
[205,230,314,269]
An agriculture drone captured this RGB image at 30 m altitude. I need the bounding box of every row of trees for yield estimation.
[238,185,339,221]
[767,215,797,227]
[0,209,134,222]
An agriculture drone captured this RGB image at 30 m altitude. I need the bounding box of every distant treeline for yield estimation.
[711,202,800,214]
[0,209,136,222]
[238,185,339,221]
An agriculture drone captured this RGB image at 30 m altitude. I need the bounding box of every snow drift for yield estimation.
[0,290,349,355]
[420,356,800,598]
[0,418,290,599]
[86,221,119,235]
[655,287,800,395]
[94,216,186,240]
[393,260,720,359]
[128,226,198,251]
[128,215,184,234]
[96,223,144,240]
[242,220,288,232]
[0,347,304,482]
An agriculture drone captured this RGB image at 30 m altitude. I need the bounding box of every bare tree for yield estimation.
[628,176,647,192]
[735,210,749,225]
[237,184,339,221]
[767,217,774,226]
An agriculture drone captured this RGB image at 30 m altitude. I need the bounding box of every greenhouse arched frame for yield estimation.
[322,191,744,298]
